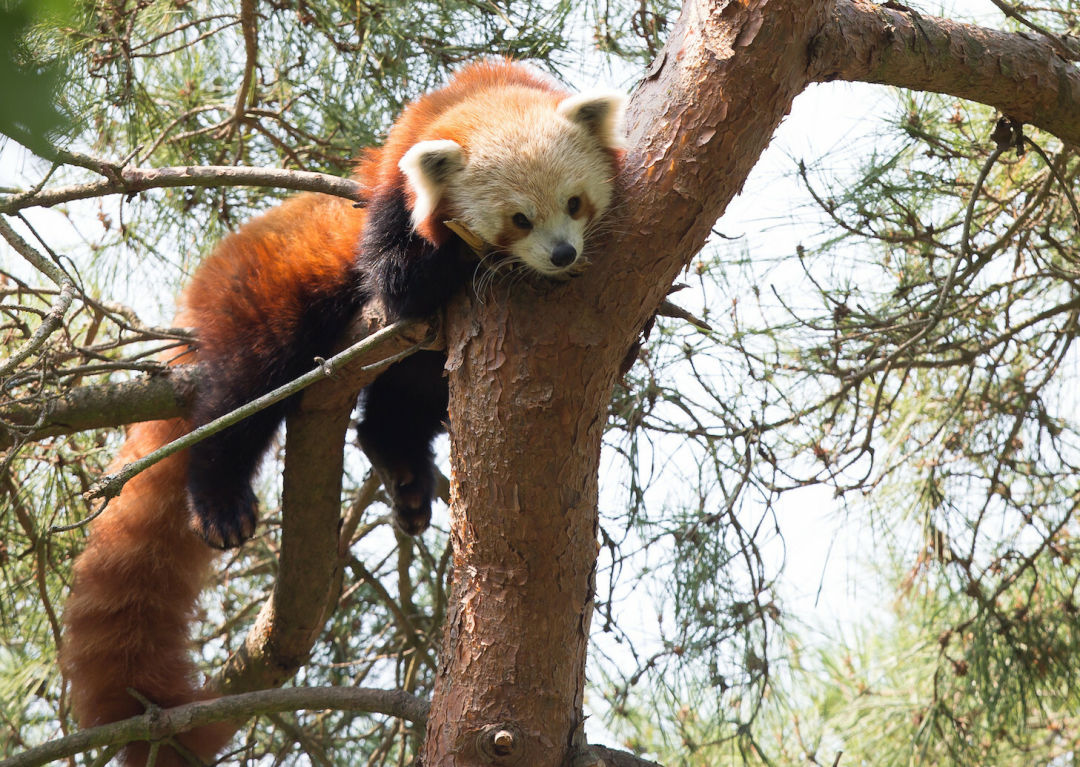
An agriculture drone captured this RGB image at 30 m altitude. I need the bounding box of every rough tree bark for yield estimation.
[811,0,1080,145]
[422,0,837,764]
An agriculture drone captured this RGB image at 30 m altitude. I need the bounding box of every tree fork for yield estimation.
[423,0,835,764]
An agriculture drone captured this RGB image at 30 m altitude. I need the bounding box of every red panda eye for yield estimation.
[567,196,581,215]
[512,213,532,230]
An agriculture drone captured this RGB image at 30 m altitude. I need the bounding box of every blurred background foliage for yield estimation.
[2,0,1080,765]
[0,0,74,155]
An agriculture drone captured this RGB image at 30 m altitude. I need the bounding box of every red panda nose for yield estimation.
[551,242,577,268]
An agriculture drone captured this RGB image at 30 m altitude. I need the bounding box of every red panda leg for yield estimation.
[186,395,286,548]
[185,282,364,549]
[356,351,449,534]
[359,187,477,320]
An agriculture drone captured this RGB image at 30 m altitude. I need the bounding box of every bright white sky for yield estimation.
[711,0,997,630]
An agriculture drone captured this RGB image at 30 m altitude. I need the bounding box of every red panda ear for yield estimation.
[557,91,626,151]
[399,139,466,231]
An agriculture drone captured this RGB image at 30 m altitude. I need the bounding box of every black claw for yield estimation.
[188,484,259,549]
[386,469,434,536]
[392,505,432,536]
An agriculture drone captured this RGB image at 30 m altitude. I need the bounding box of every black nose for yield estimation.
[550,242,577,268]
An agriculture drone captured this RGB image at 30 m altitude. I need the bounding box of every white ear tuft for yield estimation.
[399,140,466,229]
[557,90,626,150]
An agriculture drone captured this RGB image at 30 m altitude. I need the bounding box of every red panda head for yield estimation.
[398,85,625,277]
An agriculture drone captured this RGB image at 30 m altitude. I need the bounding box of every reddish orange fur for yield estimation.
[183,193,365,355]
[60,59,577,765]
[60,195,367,766]
[60,420,232,765]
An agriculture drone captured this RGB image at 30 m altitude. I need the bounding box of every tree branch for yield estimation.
[0,365,199,449]
[0,215,73,290]
[984,0,1079,60]
[220,0,259,140]
[0,281,75,379]
[810,0,1080,145]
[0,164,365,215]
[572,744,667,767]
[212,305,441,698]
[81,315,433,506]
[0,686,428,767]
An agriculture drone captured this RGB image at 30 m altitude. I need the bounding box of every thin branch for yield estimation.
[1,164,365,215]
[0,686,429,767]
[0,365,200,449]
[0,215,80,378]
[984,0,1079,60]
[1024,137,1080,227]
[0,281,75,379]
[219,0,259,140]
[0,215,73,288]
[657,298,713,332]
[349,556,438,672]
[81,317,432,506]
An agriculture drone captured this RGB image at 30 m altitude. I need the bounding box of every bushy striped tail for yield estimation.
[60,418,236,766]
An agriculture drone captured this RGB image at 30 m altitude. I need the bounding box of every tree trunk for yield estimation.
[421,0,835,764]
[421,291,620,764]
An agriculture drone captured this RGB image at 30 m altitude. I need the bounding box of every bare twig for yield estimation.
[1,165,365,215]
[985,0,1079,60]
[218,0,259,141]
[0,686,429,767]
[0,215,74,288]
[0,282,75,379]
[657,298,713,332]
[0,216,79,378]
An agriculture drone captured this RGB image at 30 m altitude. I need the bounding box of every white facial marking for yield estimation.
[399,85,625,277]
[445,93,623,276]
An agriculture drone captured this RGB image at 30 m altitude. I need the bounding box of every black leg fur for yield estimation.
[356,351,449,535]
[359,185,475,320]
[354,185,473,534]
[188,283,364,549]
[187,383,287,548]
[189,186,470,546]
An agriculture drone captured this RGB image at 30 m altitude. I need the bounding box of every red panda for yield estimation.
[60,59,623,766]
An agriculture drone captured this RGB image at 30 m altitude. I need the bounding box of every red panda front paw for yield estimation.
[391,499,432,536]
[187,484,259,549]
[386,469,433,536]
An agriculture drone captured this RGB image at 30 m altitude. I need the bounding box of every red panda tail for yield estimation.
[60,418,236,766]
